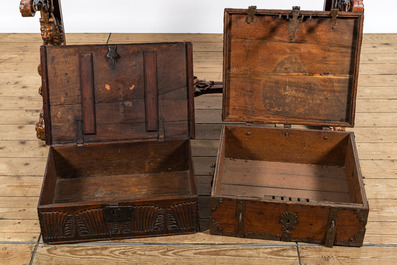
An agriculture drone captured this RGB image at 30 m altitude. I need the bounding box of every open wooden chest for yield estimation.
[38,42,198,243]
[210,7,368,247]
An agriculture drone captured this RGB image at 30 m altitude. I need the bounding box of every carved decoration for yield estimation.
[38,203,198,241]
[131,206,163,233]
[167,201,198,230]
[280,212,298,233]
[19,0,66,141]
[194,76,223,97]
[75,208,107,237]
[351,0,364,12]
[20,0,35,17]
[324,0,364,12]
[40,17,62,46]
[40,201,198,242]
[166,210,179,230]
[153,211,165,231]
[40,211,74,240]
[35,111,45,140]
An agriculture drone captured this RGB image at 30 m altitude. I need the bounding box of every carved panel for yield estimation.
[130,206,164,234]
[40,201,198,242]
[75,208,107,237]
[167,201,198,231]
[40,211,74,241]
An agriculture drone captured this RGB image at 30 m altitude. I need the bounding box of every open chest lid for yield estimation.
[223,7,364,127]
[41,42,195,145]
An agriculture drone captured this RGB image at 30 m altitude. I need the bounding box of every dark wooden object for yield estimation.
[324,0,364,12]
[20,0,66,141]
[210,8,368,247]
[38,42,198,244]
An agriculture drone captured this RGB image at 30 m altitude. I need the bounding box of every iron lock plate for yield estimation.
[103,206,134,222]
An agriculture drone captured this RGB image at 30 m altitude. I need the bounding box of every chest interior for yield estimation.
[213,125,362,205]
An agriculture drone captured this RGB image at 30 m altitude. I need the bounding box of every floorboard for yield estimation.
[0,32,396,264]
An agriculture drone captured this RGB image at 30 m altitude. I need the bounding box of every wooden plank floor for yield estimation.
[0,33,396,264]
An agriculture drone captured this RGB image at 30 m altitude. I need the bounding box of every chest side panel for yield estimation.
[42,43,193,145]
[223,9,363,127]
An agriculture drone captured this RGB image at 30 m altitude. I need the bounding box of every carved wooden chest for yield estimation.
[38,42,198,243]
[210,8,368,247]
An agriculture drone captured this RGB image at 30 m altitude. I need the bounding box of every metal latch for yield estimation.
[288,6,301,41]
[103,206,134,223]
[107,45,120,70]
[330,9,339,29]
[245,6,257,24]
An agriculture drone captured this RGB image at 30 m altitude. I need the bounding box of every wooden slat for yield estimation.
[361,160,397,179]
[195,95,397,113]
[356,143,397,160]
[361,54,397,64]
[0,196,38,220]
[356,87,397,99]
[0,244,35,265]
[0,158,46,176]
[0,141,48,158]
[79,53,96,135]
[299,246,397,264]
[0,109,41,125]
[33,245,299,265]
[363,34,397,44]
[0,176,43,197]
[194,109,397,127]
[368,199,397,222]
[0,125,37,141]
[365,179,397,199]
[364,222,397,245]
[0,220,40,242]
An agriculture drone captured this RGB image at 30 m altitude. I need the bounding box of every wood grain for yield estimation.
[0,244,35,265]
[33,245,299,265]
[299,246,397,265]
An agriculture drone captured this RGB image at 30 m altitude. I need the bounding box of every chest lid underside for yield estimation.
[223,8,364,127]
[41,42,194,145]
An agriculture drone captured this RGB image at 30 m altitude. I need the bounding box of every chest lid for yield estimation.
[223,8,364,127]
[41,42,194,145]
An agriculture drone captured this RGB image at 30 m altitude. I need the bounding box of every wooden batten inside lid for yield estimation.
[223,8,364,127]
[41,42,195,145]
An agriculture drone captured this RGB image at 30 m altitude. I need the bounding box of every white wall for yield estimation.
[2,0,396,33]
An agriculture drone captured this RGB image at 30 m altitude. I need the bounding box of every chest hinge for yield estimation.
[236,199,246,238]
[325,208,339,247]
[245,6,257,24]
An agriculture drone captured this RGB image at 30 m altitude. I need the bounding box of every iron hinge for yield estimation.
[236,199,246,238]
[330,9,339,29]
[245,6,257,24]
[288,6,301,41]
[325,208,339,247]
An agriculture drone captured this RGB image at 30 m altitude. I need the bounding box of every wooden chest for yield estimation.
[210,8,368,247]
[38,42,198,244]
